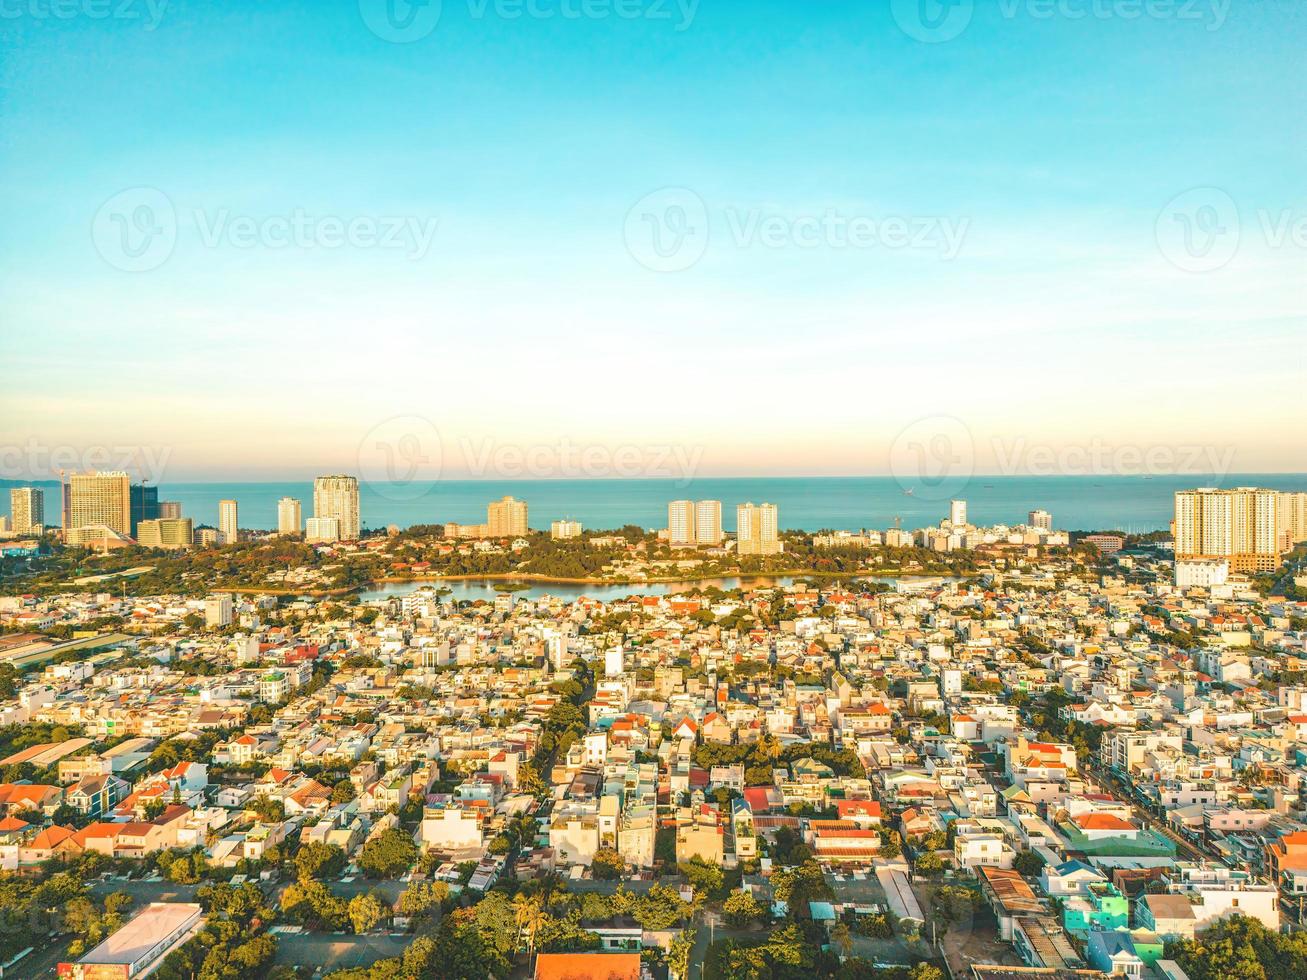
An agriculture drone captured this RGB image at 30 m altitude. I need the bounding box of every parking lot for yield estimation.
[272,931,409,973]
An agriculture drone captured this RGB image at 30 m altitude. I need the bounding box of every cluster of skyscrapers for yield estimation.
[0,473,362,551]
[666,499,782,555]
[443,496,530,539]
[1173,487,1307,573]
[6,479,1307,574]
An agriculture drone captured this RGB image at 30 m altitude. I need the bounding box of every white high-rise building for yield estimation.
[668,500,696,545]
[551,519,582,540]
[949,499,968,527]
[66,471,131,537]
[604,646,624,678]
[668,499,723,546]
[205,593,234,628]
[1280,492,1307,545]
[9,487,44,535]
[736,502,781,556]
[1174,487,1284,573]
[487,495,528,537]
[1028,509,1053,531]
[695,500,723,545]
[313,475,360,541]
[218,499,238,545]
[305,517,341,544]
[543,628,570,673]
[278,497,302,536]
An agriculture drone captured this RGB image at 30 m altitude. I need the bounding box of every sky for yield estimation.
[0,0,1304,485]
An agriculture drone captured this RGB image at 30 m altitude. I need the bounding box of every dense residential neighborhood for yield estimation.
[0,514,1304,979]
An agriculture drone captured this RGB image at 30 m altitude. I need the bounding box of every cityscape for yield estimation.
[0,471,1306,980]
[2,2,1305,980]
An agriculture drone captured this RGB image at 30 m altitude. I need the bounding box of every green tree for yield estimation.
[722,889,766,928]
[349,892,389,934]
[295,841,346,882]
[398,880,449,920]
[914,851,945,878]
[1013,850,1045,877]
[590,847,625,880]
[358,829,418,879]
[513,893,548,967]
[680,857,725,898]
[667,930,694,980]
[830,921,854,960]
[250,794,285,823]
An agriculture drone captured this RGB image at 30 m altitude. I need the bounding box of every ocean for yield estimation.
[6,474,1307,534]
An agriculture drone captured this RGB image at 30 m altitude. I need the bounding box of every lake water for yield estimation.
[357,574,948,603]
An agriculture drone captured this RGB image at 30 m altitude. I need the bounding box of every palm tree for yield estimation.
[830,921,854,961]
[513,893,548,970]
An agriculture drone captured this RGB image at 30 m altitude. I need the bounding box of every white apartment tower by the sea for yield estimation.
[218,499,239,545]
[9,487,44,535]
[1174,487,1284,573]
[736,502,781,556]
[695,499,723,545]
[668,499,724,546]
[278,497,303,536]
[314,475,361,540]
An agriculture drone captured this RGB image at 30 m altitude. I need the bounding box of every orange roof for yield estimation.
[535,953,641,980]
[27,825,76,850]
[74,822,125,844]
[836,800,882,818]
[1075,813,1136,832]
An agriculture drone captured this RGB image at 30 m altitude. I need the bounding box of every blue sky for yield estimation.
[1,0,1303,482]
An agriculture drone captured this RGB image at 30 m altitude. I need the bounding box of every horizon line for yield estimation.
[4,471,1307,486]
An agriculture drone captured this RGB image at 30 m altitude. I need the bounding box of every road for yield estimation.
[8,936,73,979]
[687,911,767,980]
[1270,547,1307,597]
[89,877,203,904]
[1085,762,1210,862]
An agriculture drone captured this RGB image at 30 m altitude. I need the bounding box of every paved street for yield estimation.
[88,878,203,903]
[1085,763,1210,862]
[6,937,73,979]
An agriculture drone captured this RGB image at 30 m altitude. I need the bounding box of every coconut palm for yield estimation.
[513,893,548,969]
[830,921,854,960]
